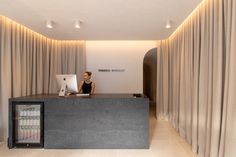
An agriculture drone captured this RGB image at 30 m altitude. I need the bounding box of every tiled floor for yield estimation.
[0,110,198,157]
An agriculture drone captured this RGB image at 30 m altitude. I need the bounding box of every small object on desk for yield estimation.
[68,92,79,95]
[133,93,142,98]
[76,93,90,97]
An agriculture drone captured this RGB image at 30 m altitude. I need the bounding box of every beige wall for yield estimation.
[86,41,156,93]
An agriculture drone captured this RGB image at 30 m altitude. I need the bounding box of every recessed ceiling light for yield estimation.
[75,20,81,29]
[165,20,171,29]
[46,20,53,29]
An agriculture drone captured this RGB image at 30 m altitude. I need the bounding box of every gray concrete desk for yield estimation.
[9,94,149,149]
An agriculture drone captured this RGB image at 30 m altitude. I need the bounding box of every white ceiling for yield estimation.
[0,0,202,40]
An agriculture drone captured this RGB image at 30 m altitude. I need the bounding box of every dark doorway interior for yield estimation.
[143,48,157,118]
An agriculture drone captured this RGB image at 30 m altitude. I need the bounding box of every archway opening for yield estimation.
[143,48,157,118]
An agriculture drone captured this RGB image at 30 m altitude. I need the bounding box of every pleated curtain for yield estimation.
[156,40,169,120]
[156,0,236,157]
[0,16,86,141]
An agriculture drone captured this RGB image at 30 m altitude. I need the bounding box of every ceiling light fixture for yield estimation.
[46,20,53,29]
[165,20,171,29]
[75,20,81,29]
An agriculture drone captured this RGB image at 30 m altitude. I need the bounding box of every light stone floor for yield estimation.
[0,111,199,157]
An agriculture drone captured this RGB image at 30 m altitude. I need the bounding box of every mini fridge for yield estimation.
[8,102,44,148]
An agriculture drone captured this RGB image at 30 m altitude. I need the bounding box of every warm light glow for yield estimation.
[0,15,85,43]
[0,15,46,39]
[1,0,207,43]
[169,0,207,39]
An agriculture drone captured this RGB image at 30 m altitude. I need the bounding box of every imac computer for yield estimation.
[56,74,78,96]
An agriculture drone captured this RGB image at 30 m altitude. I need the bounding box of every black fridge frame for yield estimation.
[8,101,44,148]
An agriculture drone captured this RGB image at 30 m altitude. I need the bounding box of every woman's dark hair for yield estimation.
[85,71,92,76]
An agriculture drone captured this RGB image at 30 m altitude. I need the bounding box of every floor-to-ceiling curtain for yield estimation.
[156,40,169,120]
[0,16,86,141]
[156,0,236,157]
[220,0,236,156]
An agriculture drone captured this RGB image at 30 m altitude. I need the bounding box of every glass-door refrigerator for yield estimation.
[8,102,44,148]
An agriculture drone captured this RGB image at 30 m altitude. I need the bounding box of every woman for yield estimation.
[78,71,95,94]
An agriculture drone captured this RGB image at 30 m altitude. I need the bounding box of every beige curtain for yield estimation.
[156,40,169,119]
[0,16,86,141]
[220,0,236,156]
[156,0,236,157]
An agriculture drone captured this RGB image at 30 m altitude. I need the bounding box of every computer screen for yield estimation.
[56,74,78,96]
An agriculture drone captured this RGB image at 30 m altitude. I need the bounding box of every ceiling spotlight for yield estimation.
[165,20,171,29]
[75,20,81,29]
[46,20,53,29]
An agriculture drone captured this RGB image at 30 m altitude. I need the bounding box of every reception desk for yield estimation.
[9,94,149,149]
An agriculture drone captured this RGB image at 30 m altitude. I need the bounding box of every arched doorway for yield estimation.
[143,48,157,117]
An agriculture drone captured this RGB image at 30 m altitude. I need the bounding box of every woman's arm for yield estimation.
[78,81,84,93]
[91,82,95,94]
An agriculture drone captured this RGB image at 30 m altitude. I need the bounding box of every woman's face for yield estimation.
[83,73,90,81]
